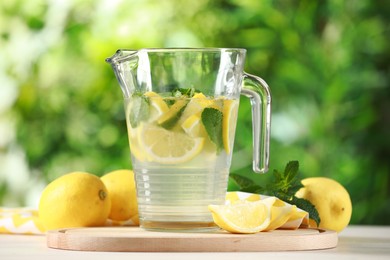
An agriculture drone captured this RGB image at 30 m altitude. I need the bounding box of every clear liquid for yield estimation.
[133,164,229,231]
[125,92,238,231]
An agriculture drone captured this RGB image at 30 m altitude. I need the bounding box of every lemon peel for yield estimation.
[208,197,276,234]
[38,172,111,230]
[101,170,139,223]
[222,99,239,154]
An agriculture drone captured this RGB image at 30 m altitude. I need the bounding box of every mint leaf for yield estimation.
[172,87,198,98]
[289,196,321,226]
[229,174,254,189]
[129,94,149,128]
[284,160,300,184]
[201,107,223,152]
[267,161,300,194]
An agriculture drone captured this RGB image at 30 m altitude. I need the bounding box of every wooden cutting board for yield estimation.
[47,227,337,252]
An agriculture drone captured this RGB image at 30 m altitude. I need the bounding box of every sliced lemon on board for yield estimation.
[208,197,276,234]
[265,203,297,231]
[138,123,204,164]
[222,99,239,154]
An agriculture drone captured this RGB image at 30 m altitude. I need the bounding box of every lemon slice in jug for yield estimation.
[138,123,204,164]
[144,91,169,122]
[222,99,239,154]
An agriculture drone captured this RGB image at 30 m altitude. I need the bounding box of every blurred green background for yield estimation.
[0,0,389,225]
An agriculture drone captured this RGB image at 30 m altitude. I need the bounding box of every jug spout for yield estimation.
[106,49,138,98]
[105,49,138,65]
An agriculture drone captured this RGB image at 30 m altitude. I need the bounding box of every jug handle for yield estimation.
[241,73,271,174]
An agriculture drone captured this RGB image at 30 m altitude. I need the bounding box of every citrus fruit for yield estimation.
[157,99,188,129]
[265,202,297,231]
[101,169,139,224]
[178,93,221,125]
[181,113,206,137]
[127,127,147,162]
[38,172,111,230]
[138,123,204,164]
[144,91,169,122]
[129,137,147,162]
[208,197,276,233]
[295,177,352,232]
[222,99,238,154]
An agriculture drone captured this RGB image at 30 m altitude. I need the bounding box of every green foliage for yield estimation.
[0,0,389,225]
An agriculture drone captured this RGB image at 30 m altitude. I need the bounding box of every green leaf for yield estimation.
[289,196,321,226]
[229,174,265,194]
[171,87,198,98]
[288,180,304,195]
[229,174,255,189]
[129,94,150,128]
[201,107,223,152]
[284,161,299,184]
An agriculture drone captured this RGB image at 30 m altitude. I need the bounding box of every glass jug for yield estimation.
[106,48,271,231]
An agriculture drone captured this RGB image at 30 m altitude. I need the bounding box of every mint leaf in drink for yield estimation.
[129,94,150,128]
[171,87,198,98]
[201,107,223,152]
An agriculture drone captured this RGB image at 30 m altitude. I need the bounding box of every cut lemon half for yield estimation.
[138,123,204,164]
[208,197,275,234]
[144,91,169,122]
[222,99,239,154]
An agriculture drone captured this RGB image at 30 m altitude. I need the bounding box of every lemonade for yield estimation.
[124,89,239,230]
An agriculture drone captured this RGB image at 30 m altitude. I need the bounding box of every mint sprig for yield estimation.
[171,87,198,98]
[201,107,223,152]
[230,161,321,226]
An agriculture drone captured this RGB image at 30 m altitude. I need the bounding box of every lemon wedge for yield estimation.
[179,93,223,123]
[181,113,206,137]
[208,197,276,234]
[138,123,204,164]
[222,99,239,154]
[157,99,188,129]
[144,91,169,122]
[265,203,297,231]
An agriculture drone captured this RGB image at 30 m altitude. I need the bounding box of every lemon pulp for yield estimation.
[208,197,276,234]
[138,123,204,164]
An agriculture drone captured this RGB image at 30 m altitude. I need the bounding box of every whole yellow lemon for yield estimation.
[38,172,111,230]
[295,177,352,232]
[101,169,139,224]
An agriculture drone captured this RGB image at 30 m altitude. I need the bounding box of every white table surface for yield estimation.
[1,225,389,260]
